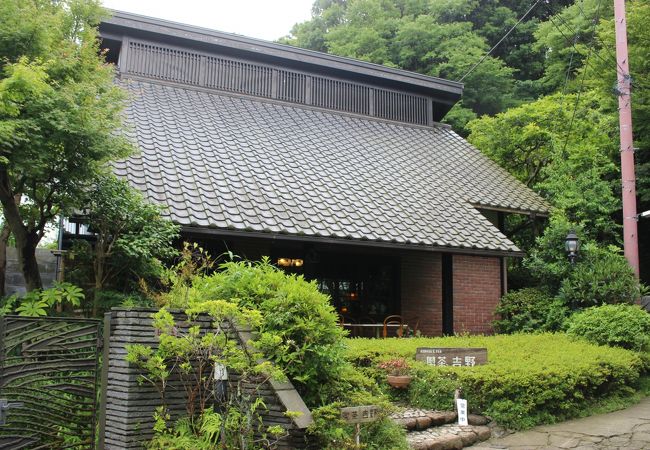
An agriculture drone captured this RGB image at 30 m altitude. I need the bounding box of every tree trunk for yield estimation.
[16,232,42,291]
[93,239,105,317]
[0,168,42,291]
[0,223,11,297]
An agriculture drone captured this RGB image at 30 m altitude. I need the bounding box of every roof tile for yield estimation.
[118,79,550,253]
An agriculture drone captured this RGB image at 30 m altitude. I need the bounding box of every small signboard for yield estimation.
[214,363,228,381]
[340,405,381,424]
[416,347,488,367]
[456,399,468,426]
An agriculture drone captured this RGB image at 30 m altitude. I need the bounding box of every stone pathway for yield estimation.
[470,396,650,449]
[391,408,492,449]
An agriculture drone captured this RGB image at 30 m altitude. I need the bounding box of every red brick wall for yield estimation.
[400,251,442,336]
[452,255,501,335]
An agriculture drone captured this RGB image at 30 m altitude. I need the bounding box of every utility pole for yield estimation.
[614,0,639,278]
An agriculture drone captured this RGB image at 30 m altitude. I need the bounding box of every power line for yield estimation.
[542,2,650,92]
[561,0,603,156]
[457,0,543,82]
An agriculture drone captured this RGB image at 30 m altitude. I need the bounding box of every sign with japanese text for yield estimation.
[415,348,488,367]
[340,405,381,424]
[456,399,468,426]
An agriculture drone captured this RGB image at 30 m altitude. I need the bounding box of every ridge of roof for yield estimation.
[101,10,463,98]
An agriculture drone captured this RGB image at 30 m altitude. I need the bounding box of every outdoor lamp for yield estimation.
[565,230,580,264]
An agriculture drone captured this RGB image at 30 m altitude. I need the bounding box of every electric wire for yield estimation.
[457,0,543,82]
[542,1,650,92]
[561,0,604,156]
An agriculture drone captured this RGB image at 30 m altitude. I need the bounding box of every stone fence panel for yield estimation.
[98,308,313,449]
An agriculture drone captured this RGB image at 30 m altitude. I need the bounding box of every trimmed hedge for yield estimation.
[346,334,644,430]
[566,304,650,351]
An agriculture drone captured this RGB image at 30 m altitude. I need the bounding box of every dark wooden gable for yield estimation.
[99,11,463,126]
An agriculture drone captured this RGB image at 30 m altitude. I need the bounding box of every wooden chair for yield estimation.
[383,314,404,338]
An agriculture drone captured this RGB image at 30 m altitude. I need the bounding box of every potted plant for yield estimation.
[378,358,412,389]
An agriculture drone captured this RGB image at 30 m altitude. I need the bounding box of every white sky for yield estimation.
[101,0,314,41]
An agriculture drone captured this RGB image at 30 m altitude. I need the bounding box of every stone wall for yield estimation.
[5,247,57,295]
[99,308,313,449]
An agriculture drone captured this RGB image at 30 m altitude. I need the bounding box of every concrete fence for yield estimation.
[5,247,57,295]
[98,308,313,449]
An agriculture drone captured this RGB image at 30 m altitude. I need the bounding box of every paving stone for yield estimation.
[473,397,650,450]
[547,434,581,448]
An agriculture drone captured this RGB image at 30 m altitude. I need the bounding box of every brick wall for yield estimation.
[452,255,501,334]
[400,251,442,336]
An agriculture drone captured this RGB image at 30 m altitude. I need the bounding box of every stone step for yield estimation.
[390,409,492,449]
[406,424,492,450]
[390,409,489,431]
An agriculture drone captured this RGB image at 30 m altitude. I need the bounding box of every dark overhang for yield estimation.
[180,226,525,258]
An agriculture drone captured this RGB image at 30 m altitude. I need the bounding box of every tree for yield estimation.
[0,0,131,290]
[80,176,179,315]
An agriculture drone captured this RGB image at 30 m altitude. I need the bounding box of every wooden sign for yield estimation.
[340,405,381,424]
[416,347,488,367]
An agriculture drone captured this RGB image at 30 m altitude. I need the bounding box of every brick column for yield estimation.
[452,255,501,334]
[400,251,442,336]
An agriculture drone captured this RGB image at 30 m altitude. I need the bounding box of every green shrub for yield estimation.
[558,244,642,307]
[152,255,409,448]
[493,288,569,334]
[308,399,408,450]
[0,282,84,317]
[346,334,644,430]
[184,259,347,406]
[524,214,581,292]
[566,304,650,351]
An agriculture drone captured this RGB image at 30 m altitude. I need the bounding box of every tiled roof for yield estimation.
[114,79,549,254]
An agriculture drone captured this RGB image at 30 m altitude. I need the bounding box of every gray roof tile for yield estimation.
[118,79,550,253]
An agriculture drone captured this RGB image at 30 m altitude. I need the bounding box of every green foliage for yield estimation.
[0,282,84,317]
[523,214,642,305]
[346,334,644,430]
[493,288,569,334]
[467,91,619,242]
[524,214,583,292]
[74,175,179,315]
[284,0,538,118]
[558,243,642,308]
[149,252,407,447]
[126,305,286,449]
[86,176,179,265]
[146,405,287,450]
[0,0,133,290]
[308,398,408,450]
[566,304,650,351]
[534,0,613,92]
[161,258,348,407]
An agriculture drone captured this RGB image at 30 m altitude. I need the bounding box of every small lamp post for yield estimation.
[565,230,580,265]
